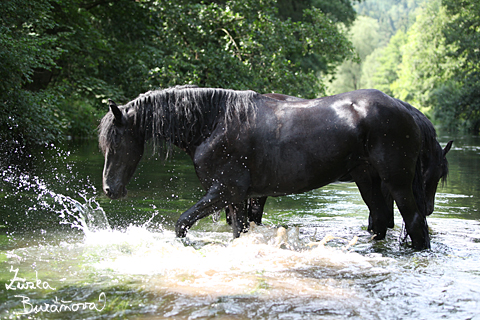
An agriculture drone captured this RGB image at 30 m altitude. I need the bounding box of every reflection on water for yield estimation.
[0,136,479,319]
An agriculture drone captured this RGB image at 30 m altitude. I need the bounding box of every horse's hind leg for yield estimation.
[388,186,430,250]
[225,205,233,225]
[382,185,395,228]
[376,165,430,249]
[368,184,394,230]
[351,166,391,240]
[366,163,429,249]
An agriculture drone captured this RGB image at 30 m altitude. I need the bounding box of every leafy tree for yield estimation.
[390,0,457,114]
[327,0,479,132]
[436,0,480,131]
[368,0,480,131]
[148,0,353,98]
[326,0,425,95]
[327,16,381,94]
[276,0,361,76]
[1,0,354,150]
[356,0,426,42]
[276,0,360,26]
[0,0,63,149]
[364,31,407,98]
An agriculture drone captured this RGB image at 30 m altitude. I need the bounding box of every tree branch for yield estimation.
[213,28,242,61]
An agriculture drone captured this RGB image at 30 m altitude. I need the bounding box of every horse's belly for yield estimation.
[248,155,355,197]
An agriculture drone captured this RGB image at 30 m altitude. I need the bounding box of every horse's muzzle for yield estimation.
[103,185,127,199]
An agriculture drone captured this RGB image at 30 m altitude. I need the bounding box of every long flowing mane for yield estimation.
[99,86,258,155]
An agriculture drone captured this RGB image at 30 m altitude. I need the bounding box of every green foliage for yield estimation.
[390,0,458,113]
[276,0,361,76]
[327,0,424,95]
[1,0,353,149]
[311,0,360,26]
[356,0,427,41]
[362,0,480,131]
[366,30,407,97]
[343,0,429,100]
[0,0,63,147]
[327,16,381,94]
[437,0,480,132]
[0,90,63,147]
[0,0,60,92]
[332,0,479,132]
[276,0,360,26]
[145,0,353,98]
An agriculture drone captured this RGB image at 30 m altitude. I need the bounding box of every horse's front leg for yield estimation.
[176,170,251,238]
[175,185,224,238]
[248,197,267,225]
[351,166,392,240]
[229,200,249,238]
[225,197,268,226]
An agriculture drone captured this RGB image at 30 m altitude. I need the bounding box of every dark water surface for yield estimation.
[0,134,479,319]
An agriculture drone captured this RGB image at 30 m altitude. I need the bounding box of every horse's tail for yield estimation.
[395,98,429,216]
[412,156,426,216]
[412,154,430,247]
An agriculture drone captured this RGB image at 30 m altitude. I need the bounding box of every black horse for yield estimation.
[99,86,452,250]
[235,93,453,237]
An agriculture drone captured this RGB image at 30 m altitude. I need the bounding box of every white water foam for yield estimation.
[3,165,393,303]
[82,221,393,299]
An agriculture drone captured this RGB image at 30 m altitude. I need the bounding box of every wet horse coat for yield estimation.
[99,87,451,250]
[240,93,452,237]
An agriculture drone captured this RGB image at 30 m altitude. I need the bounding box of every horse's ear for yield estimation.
[108,99,123,125]
[443,140,453,157]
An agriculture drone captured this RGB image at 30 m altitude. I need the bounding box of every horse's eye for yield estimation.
[112,128,125,148]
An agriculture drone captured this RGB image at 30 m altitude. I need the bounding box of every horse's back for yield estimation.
[257,89,420,149]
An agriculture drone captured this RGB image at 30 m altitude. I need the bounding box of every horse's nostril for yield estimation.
[104,187,111,196]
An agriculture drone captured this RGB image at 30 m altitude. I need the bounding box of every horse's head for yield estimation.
[99,99,144,199]
[424,140,453,215]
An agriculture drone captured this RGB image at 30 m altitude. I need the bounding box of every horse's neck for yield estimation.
[147,100,216,153]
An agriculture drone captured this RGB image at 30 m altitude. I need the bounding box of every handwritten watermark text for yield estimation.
[6,266,106,315]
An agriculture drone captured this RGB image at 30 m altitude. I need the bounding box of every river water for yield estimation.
[0,134,479,319]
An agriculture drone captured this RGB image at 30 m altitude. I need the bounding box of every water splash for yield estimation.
[53,193,110,233]
[83,221,392,301]
[2,165,389,301]
[2,141,480,319]
[2,161,110,234]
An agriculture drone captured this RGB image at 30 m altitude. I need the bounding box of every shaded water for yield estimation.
[0,135,479,319]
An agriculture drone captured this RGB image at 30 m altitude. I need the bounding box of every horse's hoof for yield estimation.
[175,225,188,238]
[411,239,431,250]
[180,237,192,247]
[371,228,387,241]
